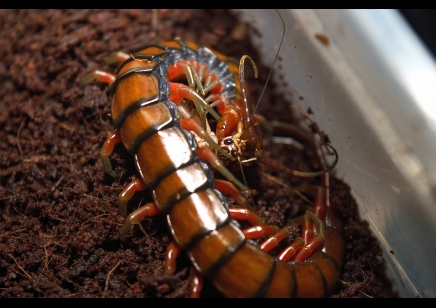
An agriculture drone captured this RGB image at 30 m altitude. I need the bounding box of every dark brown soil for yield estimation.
[0,9,398,298]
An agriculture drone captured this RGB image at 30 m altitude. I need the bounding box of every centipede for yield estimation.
[80,35,345,297]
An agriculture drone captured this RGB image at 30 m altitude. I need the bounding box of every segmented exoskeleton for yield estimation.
[81,38,345,298]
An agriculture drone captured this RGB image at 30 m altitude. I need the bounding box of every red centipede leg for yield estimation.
[164,239,182,275]
[80,52,127,88]
[169,82,222,127]
[262,175,330,261]
[292,211,325,262]
[195,147,251,195]
[119,201,159,241]
[259,227,290,252]
[302,211,315,244]
[298,184,327,234]
[118,177,147,217]
[258,228,305,262]
[79,70,116,88]
[213,100,240,139]
[230,208,298,248]
[313,186,327,226]
[100,129,122,178]
[228,207,265,226]
[189,268,204,298]
[297,173,329,243]
[167,63,193,86]
[277,237,305,262]
[165,240,205,298]
[98,51,130,65]
[263,213,322,262]
[214,179,250,209]
[241,225,279,239]
[292,235,325,263]
[179,117,235,163]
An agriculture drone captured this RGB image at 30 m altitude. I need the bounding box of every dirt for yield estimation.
[0,9,398,298]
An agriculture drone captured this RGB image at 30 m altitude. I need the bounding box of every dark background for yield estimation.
[399,9,436,58]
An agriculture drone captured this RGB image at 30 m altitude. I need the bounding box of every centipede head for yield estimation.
[218,135,247,163]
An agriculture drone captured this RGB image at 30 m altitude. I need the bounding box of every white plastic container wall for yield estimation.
[237,9,436,298]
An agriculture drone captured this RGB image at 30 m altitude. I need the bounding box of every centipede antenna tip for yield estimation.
[322,142,339,172]
[252,9,286,116]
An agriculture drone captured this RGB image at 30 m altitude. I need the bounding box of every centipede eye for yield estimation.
[224,138,234,145]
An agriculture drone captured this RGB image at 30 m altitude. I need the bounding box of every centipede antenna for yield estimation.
[322,142,339,172]
[238,159,249,190]
[238,159,257,210]
[291,105,337,170]
[252,9,285,115]
[240,55,258,133]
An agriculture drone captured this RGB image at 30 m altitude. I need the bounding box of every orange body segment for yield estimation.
[111,73,159,125]
[213,243,275,298]
[188,223,245,276]
[120,102,173,153]
[167,189,228,247]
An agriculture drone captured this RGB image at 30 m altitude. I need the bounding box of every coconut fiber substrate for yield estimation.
[0,9,398,298]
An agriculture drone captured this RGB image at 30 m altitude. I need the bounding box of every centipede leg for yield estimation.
[207,95,240,139]
[79,70,116,88]
[228,206,282,241]
[164,240,205,298]
[164,239,182,275]
[255,172,332,263]
[196,147,250,193]
[302,211,315,244]
[119,201,159,241]
[214,179,250,209]
[100,129,122,178]
[180,118,233,162]
[257,203,326,263]
[277,237,305,262]
[168,61,203,93]
[279,174,330,263]
[169,82,222,129]
[118,177,147,216]
[257,227,305,261]
[241,224,279,239]
[295,173,331,244]
[189,268,204,298]
[79,51,128,88]
[228,207,265,225]
[229,207,290,243]
[98,51,130,65]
